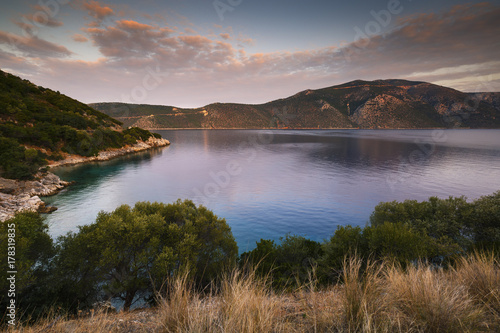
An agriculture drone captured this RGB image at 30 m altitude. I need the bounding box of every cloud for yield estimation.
[22,9,64,28]
[72,34,89,42]
[84,0,113,20]
[116,20,154,31]
[84,19,174,58]
[408,61,500,79]
[220,33,230,40]
[333,3,500,85]
[5,2,499,108]
[0,31,72,58]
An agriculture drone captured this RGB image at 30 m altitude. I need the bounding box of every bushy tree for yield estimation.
[370,196,473,251]
[56,200,238,311]
[465,191,500,251]
[0,136,47,179]
[321,225,368,270]
[240,235,323,289]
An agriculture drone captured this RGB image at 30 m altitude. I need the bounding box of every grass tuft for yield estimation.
[6,253,500,332]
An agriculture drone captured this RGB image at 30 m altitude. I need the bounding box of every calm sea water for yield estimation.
[44,130,500,252]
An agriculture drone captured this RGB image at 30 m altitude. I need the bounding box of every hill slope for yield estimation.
[91,79,500,129]
[0,70,164,180]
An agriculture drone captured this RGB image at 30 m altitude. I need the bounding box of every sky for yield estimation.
[0,0,499,108]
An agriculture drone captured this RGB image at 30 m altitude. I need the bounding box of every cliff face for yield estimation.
[91,80,500,129]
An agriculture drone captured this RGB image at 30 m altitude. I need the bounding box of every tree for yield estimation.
[465,191,500,251]
[240,235,323,289]
[370,196,473,251]
[322,225,368,271]
[0,136,47,180]
[57,200,238,311]
[365,222,432,263]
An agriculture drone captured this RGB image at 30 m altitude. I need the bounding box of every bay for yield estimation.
[43,129,500,252]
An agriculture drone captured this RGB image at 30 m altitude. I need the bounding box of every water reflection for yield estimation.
[44,130,500,252]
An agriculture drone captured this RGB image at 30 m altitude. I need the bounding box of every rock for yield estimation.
[39,203,58,213]
[0,178,17,195]
[49,137,170,168]
[0,172,69,222]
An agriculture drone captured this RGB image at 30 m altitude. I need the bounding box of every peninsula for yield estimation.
[0,70,169,221]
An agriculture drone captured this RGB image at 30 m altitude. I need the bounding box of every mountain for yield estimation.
[91,79,500,130]
[0,70,164,180]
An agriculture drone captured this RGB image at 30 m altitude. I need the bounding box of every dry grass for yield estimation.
[452,251,500,330]
[159,268,293,333]
[7,253,500,333]
[385,265,487,332]
[6,308,160,332]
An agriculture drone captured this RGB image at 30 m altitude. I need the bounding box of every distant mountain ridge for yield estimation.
[91,79,500,129]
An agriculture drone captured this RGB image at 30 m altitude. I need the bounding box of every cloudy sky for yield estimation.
[1,0,499,107]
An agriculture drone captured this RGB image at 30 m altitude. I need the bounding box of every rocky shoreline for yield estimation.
[48,136,170,167]
[0,172,70,222]
[0,137,170,222]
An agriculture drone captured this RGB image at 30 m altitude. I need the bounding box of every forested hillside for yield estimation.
[92,79,500,130]
[0,70,161,179]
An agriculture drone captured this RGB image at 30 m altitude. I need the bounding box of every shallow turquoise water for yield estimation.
[43,129,500,252]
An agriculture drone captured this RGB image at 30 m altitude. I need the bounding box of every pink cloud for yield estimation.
[116,19,154,31]
[0,31,72,58]
[84,1,114,20]
[72,34,88,43]
[4,2,499,108]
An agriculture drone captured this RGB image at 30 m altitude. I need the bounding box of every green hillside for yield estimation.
[0,70,161,180]
[92,79,500,130]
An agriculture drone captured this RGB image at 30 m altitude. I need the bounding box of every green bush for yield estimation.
[370,196,473,251]
[321,225,368,275]
[241,235,323,289]
[56,200,238,311]
[0,136,47,180]
[465,191,500,251]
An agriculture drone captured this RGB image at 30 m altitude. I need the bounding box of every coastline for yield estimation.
[48,136,170,168]
[136,127,480,131]
[0,137,170,222]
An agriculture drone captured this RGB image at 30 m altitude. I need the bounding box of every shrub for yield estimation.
[56,200,238,311]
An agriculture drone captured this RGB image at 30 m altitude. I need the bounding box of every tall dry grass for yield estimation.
[385,264,487,332]
[452,251,500,330]
[159,268,293,333]
[6,253,500,333]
